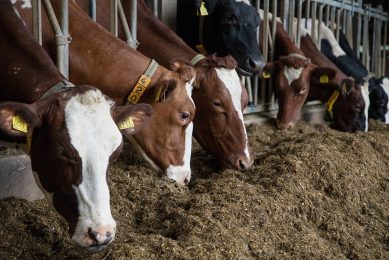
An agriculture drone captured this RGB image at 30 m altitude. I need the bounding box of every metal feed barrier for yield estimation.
[29,0,388,118]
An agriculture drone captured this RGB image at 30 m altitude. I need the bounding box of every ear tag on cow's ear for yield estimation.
[320,74,329,84]
[118,117,135,130]
[12,115,28,133]
[262,71,271,79]
[197,1,208,16]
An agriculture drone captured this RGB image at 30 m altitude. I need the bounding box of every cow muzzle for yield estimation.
[166,165,191,185]
[276,119,296,130]
[232,154,253,171]
[72,222,116,251]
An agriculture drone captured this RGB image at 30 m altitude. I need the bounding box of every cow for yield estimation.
[176,0,265,76]
[16,0,197,184]
[259,17,337,130]
[337,30,389,124]
[305,20,389,125]
[297,22,367,132]
[0,0,152,250]
[72,0,252,170]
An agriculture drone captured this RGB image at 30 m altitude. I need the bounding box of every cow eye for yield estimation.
[213,100,222,107]
[224,14,237,25]
[180,111,190,120]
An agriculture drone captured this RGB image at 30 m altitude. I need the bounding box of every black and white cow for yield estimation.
[177,0,265,76]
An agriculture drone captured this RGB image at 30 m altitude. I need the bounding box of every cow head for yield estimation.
[330,79,367,132]
[192,55,252,170]
[368,77,389,123]
[264,54,337,130]
[128,62,196,185]
[196,0,265,76]
[0,86,152,250]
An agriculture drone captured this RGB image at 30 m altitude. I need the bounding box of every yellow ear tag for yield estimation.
[262,71,271,79]
[320,74,329,84]
[196,44,208,55]
[197,1,208,16]
[12,115,28,133]
[118,117,135,130]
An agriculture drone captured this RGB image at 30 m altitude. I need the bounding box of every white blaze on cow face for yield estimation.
[381,77,389,124]
[283,66,303,85]
[361,81,370,131]
[215,68,250,159]
[65,90,121,248]
[166,80,194,185]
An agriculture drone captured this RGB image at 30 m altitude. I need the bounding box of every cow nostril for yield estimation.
[106,231,112,238]
[87,228,99,243]
[238,159,248,171]
[248,58,257,69]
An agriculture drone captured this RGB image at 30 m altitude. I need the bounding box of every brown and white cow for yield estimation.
[16,0,196,184]
[74,0,252,170]
[0,0,152,250]
[297,23,367,132]
[260,18,336,130]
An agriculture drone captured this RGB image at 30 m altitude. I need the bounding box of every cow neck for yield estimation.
[274,22,305,58]
[63,1,165,105]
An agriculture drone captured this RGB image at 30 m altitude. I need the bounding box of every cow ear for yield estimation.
[261,61,277,79]
[195,0,218,15]
[340,79,354,97]
[114,103,153,135]
[0,102,41,143]
[310,66,337,84]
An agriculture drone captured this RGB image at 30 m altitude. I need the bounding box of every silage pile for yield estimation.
[0,121,388,259]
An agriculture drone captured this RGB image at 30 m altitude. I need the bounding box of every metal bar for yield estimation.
[41,0,65,74]
[117,0,136,47]
[318,4,324,50]
[89,0,96,21]
[152,0,158,18]
[335,8,341,41]
[305,0,311,28]
[330,5,335,32]
[61,0,69,78]
[281,0,289,32]
[246,77,253,106]
[111,0,118,36]
[325,4,330,24]
[355,11,362,58]
[270,0,278,61]
[32,0,42,45]
[383,21,388,76]
[296,0,303,47]
[130,0,137,48]
[311,0,317,47]
[288,0,295,38]
[254,0,260,106]
[261,0,269,104]
[362,9,370,71]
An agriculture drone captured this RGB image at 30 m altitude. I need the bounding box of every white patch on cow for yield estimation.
[215,68,250,159]
[304,19,346,58]
[361,81,370,131]
[381,77,389,124]
[11,0,32,9]
[166,80,195,185]
[235,0,251,5]
[32,171,53,205]
[283,66,303,85]
[65,89,121,247]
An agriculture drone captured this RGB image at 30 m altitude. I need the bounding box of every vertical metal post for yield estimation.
[111,0,118,36]
[305,0,311,28]
[383,21,388,76]
[354,10,362,58]
[152,0,158,18]
[129,0,137,48]
[362,8,370,71]
[311,1,317,47]
[269,0,278,104]
[296,0,303,48]
[335,8,341,41]
[371,16,378,74]
[32,0,42,45]
[89,0,96,21]
[261,0,269,104]
[61,0,69,78]
[281,0,289,32]
[254,0,260,106]
[325,4,330,25]
[330,5,336,32]
[288,0,295,38]
[318,4,324,50]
